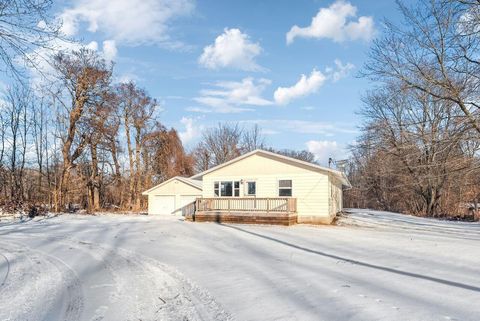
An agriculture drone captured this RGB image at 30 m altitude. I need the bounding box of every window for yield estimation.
[221,181,232,196]
[278,180,292,197]
[246,181,256,196]
[234,181,240,197]
[215,181,240,197]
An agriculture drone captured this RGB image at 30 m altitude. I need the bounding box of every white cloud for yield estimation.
[241,119,358,136]
[273,60,354,105]
[328,59,355,82]
[185,106,215,113]
[261,129,280,135]
[117,72,141,84]
[102,40,117,61]
[84,40,117,61]
[86,41,98,51]
[178,117,202,145]
[59,0,194,47]
[199,28,263,71]
[306,140,346,166]
[286,0,375,44]
[193,78,272,113]
[274,69,326,105]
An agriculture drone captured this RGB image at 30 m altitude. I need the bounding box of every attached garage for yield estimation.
[142,176,202,216]
[150,195,175,215]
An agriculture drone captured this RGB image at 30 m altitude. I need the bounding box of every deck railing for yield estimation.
[195,197,297,214]
[182,201,196,217]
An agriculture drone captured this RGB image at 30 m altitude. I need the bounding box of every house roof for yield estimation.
[142,176,203,195]
[190,149,352,187]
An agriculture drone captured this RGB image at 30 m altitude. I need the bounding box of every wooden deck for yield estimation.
[193,211,297,225]
[185,197,298,225]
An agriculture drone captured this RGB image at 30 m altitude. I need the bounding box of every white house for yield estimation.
[142,149,351,225]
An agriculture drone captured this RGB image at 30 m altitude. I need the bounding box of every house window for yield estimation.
[221,181,232,196]
[278,180,292,197]
[234,181,240,197]
[215,181,240,197]
[246,181,256,196]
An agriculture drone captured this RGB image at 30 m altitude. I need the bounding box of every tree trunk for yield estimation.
[110,139,122,207]
[134,125,142,211]
[88,141,100,212]
[58,160,71,212]
[124,112,135,210]
[57,94,87,211]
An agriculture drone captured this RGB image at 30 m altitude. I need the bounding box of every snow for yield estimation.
[1,209,479,320]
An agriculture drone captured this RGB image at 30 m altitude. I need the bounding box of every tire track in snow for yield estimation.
[59,237,232,321]
[3,234,232,321]
[0,252,10,287]
[0,240,84,321]
[340,210,480,240]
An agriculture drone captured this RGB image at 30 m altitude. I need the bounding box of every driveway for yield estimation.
[0,209,479,320]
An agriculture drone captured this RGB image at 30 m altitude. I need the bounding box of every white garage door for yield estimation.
[150,195,175,215]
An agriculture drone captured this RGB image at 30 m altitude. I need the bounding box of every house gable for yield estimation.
[192,149,350,187]
[142,177,202,196]
[202,153,326,178]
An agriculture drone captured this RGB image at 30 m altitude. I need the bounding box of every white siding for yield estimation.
[328,175,343,218]
[202,154,330,220]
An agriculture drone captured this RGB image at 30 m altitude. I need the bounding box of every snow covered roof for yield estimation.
[142,176,203,195]
[191,149,351,187]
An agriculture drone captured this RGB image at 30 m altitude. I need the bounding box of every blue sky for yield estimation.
[38,0,403,165]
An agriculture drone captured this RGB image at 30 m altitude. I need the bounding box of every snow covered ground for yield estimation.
[0,209,479,321]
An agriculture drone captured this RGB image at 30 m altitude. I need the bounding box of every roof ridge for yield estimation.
[142,176,203,195]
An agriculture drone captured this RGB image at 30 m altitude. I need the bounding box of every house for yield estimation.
[142,149,351,225]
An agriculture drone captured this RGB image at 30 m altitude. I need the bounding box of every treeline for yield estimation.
[345,0,480,219]
[0,48,315,213]
[0,49,193,213]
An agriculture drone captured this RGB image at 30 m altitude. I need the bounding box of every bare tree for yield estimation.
[3,85,30,205]
[116,82,157,210]
[101,93,122,206]
[31,96,50,204]
[0,0,61,77]
[200,123,243,168]
[348,81,479,217]
[242,124,265,152]
[191,122,319,173]
[0,111,4,163]
[52,48,112,211]
[266,148,316,163]
[85,92,113,212]
[145,126,194,183]
[364,0,480,135]
[191,142,212,173]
